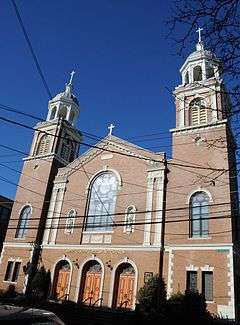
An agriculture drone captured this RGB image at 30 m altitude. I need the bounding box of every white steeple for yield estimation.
[178,29,221,86]
[47,71,80,126]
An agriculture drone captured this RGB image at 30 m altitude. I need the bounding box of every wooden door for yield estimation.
[116,273,135,309]
[82,271,101,305]
[55,269,70,300]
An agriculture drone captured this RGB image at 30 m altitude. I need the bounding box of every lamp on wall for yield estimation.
[106,260,113,270]
[73,258,80,269]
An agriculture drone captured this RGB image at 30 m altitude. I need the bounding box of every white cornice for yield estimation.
[170,119,227,134]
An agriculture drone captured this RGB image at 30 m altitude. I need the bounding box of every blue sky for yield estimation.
[0,0,193,199]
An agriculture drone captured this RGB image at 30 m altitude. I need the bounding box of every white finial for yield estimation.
[196,27,203,43]
[108,123,115,136]
[69,70,75,85]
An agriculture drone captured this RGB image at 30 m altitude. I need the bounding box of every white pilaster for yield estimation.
[43,187,59,244]
[49,186,66,244]
[178,96,185,128]
[143,177,154,246]
[211,91,218,122]
[153,176,164,246]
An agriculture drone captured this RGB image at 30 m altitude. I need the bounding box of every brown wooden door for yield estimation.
[55,269,70,300]
[82,271,101,305]
[116,273,135,309]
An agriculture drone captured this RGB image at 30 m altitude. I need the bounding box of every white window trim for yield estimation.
[201,264,214,272]
[15,204,33,239]
[4,259,22,283]
[186,264,199,271]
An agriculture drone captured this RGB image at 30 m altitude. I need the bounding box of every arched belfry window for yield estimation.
[15,205,31,238]
[58,106,67,119]
[184,71,189,84]
[190,192,209,238]
[50,106,57,120]
[37,135,51,156]
[189,98,207,126]
[193,65,202,81]
[86,172,118,232]
[206,66,214,79]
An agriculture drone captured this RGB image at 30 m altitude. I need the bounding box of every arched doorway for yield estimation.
[52,260,71,300]
[112,263,135,309]
[79,261,102,306]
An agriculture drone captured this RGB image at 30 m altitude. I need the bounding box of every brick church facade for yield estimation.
[0,39,239,319]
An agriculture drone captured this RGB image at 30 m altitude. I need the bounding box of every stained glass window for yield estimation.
[86,172,118,232]
[15,205,31,238]
[65,209,76,234]
[124,206,136,233]
[190,192,209,238]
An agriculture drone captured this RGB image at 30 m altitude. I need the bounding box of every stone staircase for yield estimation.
[67,306,136,325]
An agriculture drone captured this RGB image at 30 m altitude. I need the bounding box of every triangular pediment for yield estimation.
[56,135,165,179]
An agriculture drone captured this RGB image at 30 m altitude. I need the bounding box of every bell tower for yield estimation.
[2,73,82,292]
[30,71,81,164]
[173,29,230,132]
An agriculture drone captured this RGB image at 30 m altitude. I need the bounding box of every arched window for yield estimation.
[69,111,75,124]
[15,205,31,238]
[37,135,51,156]
[124,206,136,233]
[184,71,189,84]
[50,106,57,120]
[58,106,67,119]
[65,209,76,234]
[189,98,207,126]
[193,65,202,81]
[190,192,209,238]
[206,66,214,79]
[86,172,118,232]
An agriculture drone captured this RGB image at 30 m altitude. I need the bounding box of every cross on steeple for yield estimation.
[108,123,115,136]
[69,70,75,85]
[196,27,203,43]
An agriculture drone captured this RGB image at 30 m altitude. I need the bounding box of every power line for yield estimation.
[0,114,229,173]
[10,0,52,98]
[6,211,236,231]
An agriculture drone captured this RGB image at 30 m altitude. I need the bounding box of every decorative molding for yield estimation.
[186,264,199,271]
[200,264,214,272]
[170,119,227,135]
[186,187,214,204]
[167,250,174,298]
[56,135,163,179]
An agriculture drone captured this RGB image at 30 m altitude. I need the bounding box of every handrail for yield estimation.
[119,300,129,309]
[82,296,93,306]
[92,297,103,307]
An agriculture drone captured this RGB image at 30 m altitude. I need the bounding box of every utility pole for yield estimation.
[157,156,168,301]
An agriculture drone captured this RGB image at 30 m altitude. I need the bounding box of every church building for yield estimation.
[0,36,239,319]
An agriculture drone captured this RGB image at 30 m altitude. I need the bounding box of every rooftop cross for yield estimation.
[69,70,75,85]
[196,27,203,43]
[108,123,115,136]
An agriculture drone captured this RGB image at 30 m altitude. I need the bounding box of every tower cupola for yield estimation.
[179,28,222,86]
[47,71,80,126]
